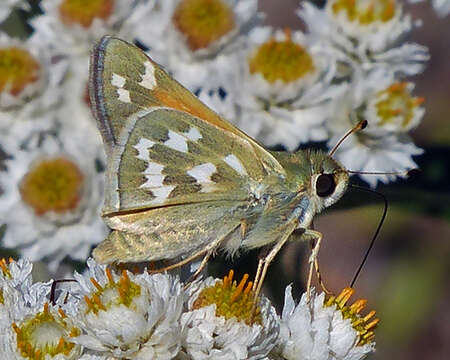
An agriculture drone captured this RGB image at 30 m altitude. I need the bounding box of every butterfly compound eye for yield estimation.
[316,174,336,197]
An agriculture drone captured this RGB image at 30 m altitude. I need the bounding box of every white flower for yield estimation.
[364,81,424,137]
[272,286,377,360]
[298,0,429,77]
[0,33,67,140]
[181,271,279,359]
[0,274,83,360]
[0,258,33,294]
[30,0,152,158]
[224,26,347,151]
[0,281,17,332]
[0,258,34,329]
[0,0,29,23]
[329,133,423,187]
[138,0,261,91]
[326,70,424,187]
[72,258,184,359]
[54,51,105,160]
[27,0,153,156]
[31,0,155,59]
[2,302,83,360]
[0,132,107,271]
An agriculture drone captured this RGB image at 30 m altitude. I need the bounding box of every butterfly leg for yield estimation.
[308,223,331,295]
[311,243,332,295]
[252,223,297,303]
[291,228,329,297]
[305,230,323,301]
[253,258,263,293]
[252,245,272,293]
[149,248,209,274]
[307,222,331,294]
[184,251,213,286]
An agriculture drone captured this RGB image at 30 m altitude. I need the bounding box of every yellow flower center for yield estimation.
[12,303,81,360]
[173,0,235,51]
[324,287,379,346]
[248,31,315,84]
[84,268,142,315]
[0,47,40,96]
[331,0,396,25]
[19,157,84,216]
[375,82,424,128]
[59,0,114,28]
[193,270,262,326]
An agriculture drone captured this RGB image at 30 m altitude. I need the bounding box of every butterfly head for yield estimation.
[306,150,349,212]
[276,149,349,214]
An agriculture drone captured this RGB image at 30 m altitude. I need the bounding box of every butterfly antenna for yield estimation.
[348,169,421,177]
[347,168,419,286]
[348,185,388,288]
[328,120,367,157]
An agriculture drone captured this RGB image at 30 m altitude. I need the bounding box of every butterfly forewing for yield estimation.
[90,36,286,215]
[107,107,268,214]
[90,37,155,151]
[90,36,285,170]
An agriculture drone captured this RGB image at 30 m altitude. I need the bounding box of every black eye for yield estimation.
[316,174,336,197]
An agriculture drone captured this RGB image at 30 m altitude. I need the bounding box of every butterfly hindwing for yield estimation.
[97,181,307,263]
[96,200,251,263]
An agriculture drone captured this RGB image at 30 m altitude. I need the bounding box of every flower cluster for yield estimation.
[0,0,438,287]
[0,258,378,360]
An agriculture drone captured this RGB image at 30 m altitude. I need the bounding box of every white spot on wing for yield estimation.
[151,185,175,204]
[187,163,216,183]
[164,130,188,153]
[139,61,157,90]
[223,154,247,176]
[184,127,202,142]
[141,161,166,189]
[187,163,217,192]
[117,88,131,103]
[143,161,164,174]
[134,138,155,161]
[111,73,131,103]
[111,73,126,87]
[141,175,165,188]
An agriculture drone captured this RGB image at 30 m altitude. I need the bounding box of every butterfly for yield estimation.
[89,35,353,298]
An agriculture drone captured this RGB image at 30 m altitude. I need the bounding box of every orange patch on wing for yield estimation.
[153,89,241,136]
